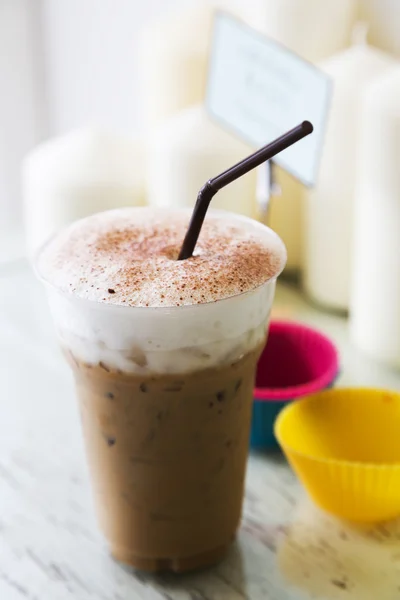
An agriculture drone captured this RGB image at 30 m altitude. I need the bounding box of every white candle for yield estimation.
[267,167,305,273]
[138,5,212,132]
[359,0,400,57]
[262,0,358,62]
[303,42,396,310]
[23,128,146,256]
[138,1,267,132]
[350,68,400,367]
[146,105,257,218]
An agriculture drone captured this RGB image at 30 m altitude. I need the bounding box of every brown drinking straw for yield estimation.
[178,120,313,260]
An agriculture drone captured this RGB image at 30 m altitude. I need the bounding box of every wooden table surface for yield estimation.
[2,260,400,600]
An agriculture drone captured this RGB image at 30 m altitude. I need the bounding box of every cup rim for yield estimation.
[253,320,339,401]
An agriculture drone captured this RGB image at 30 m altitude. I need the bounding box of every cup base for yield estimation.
[110,540,233,573]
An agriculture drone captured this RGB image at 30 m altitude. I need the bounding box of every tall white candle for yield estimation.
[146,105,257,218]
[267,167,305,273]
[359,0,400,57]
[350,69,400,367]
[303,43,396,310]
[262,0,358,62]
[138,5,212,132]
[23,128,146,256]
[138,1,267,132]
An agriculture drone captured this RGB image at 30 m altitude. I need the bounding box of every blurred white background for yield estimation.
[2,0,400,236]
[1,0,190,234]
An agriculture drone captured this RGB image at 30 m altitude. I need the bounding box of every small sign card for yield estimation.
[206,13,332,186]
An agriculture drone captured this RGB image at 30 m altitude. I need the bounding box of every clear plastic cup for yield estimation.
[36,209,286,572]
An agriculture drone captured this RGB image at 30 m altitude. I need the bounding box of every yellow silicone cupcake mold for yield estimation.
[275,388,400,523]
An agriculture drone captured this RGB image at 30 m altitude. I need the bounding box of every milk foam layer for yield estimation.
[38,208,286,374]
[38,207,285,307]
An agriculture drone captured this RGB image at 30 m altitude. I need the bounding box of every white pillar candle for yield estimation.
[359,0,400,57]
[138,1,267,132]
[350,69,400,367]
[262,0,358,62]
[23,128,146,257]
[267,167,305,273]
[146,105,257,218]
[138,5,212,132]
[303,43,396,310]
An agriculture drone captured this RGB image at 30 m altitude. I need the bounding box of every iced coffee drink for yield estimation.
[37,207,286,572]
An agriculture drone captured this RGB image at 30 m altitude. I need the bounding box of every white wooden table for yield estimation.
[2,259,400,600]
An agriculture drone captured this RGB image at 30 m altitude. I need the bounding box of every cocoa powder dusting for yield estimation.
[38,208,285,308]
